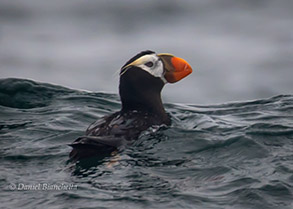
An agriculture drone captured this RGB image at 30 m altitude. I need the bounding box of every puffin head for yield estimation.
[120,50,192,84]
[119,50,192,118]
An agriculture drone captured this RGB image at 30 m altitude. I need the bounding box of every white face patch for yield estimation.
[121,54,167,83]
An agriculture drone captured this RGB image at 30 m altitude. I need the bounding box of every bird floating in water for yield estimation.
[69,50,192,160]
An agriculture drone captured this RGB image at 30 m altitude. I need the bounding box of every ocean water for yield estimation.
[1,78,292,209]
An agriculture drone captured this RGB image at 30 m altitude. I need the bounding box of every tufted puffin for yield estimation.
[69,50,192,160]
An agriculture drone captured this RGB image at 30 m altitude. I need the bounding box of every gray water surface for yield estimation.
[0,78,293,209]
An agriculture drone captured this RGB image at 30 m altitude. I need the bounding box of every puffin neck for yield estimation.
[119,67,168,119]
[120,91,165,115]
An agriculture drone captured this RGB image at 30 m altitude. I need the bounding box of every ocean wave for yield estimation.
[1,78,293,209]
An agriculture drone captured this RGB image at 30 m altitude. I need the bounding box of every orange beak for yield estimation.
[158,54,193,83]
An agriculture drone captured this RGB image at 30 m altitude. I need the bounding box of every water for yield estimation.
[1,78,292,209]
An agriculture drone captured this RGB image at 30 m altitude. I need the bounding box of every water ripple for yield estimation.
[1,78,293,209]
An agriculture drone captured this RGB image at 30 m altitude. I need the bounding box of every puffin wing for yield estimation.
[85,112,120,136]
[68,135,130,161]
[69,135,129,149]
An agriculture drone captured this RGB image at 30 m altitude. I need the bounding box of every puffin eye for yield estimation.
[144,61,154,68]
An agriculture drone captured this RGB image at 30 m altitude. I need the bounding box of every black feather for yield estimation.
[121,50,155,70]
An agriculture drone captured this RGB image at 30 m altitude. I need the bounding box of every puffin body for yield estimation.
[69,50,192,160]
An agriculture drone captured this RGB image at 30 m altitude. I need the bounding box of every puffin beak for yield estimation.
[158,54,193,83]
